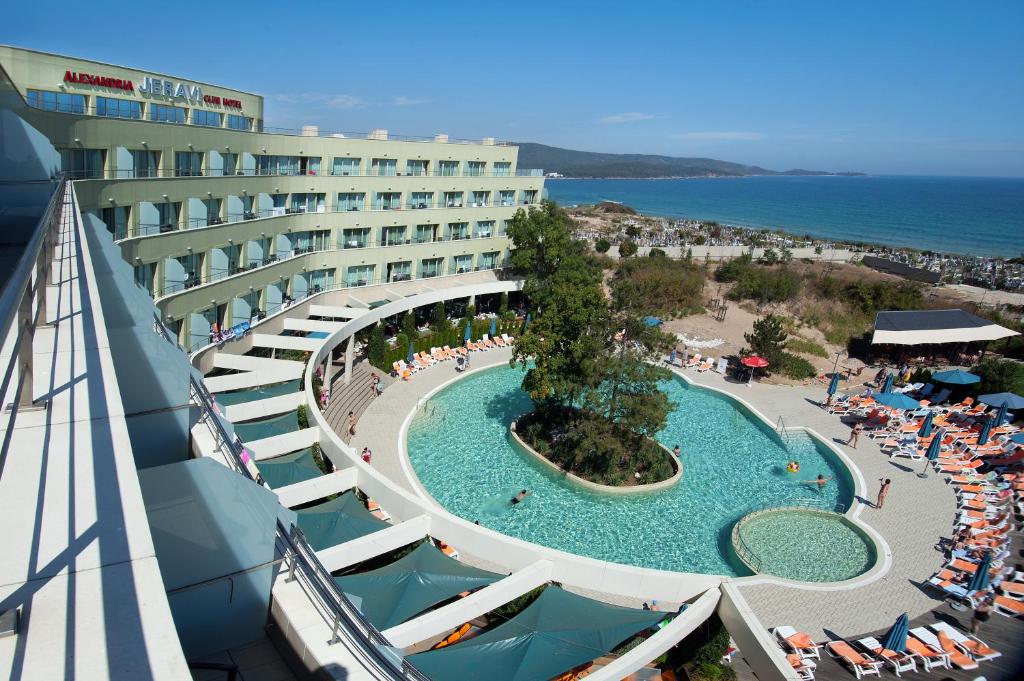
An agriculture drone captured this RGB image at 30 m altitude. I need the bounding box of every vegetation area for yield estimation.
[366,312,523,372]
[508,201,676,486]
[612,255,706,318]
[743,314,817,380]
[973,358,1024,395]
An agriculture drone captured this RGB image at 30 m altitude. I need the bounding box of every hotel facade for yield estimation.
[0,45,544,349]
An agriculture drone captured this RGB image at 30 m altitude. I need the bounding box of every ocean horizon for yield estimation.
[544,175,1024,258]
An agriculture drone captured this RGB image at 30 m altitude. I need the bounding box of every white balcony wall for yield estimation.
[187,197,207,228]
[207,150,223,176]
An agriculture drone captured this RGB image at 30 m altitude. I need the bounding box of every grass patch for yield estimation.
[787,337,829,358]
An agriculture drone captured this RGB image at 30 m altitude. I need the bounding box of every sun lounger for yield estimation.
[993,594,1024,617]
[366,499,392,522]
[431,622,472,650]
[697,357,713,372]
[773,627,822,660]
[501,333,514,345]
[437,541,459,560]
[825,641,882,678]
[685,353,702,368]
[931,388,952,404]
[481,335,495,348]
[929,621,1000,661]
[911,627,974,670]
[493,334,507,347]
[904,635,951,671]
[785,653,817,680]
[855,637,917,676]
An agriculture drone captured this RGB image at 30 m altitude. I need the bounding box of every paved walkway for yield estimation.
[347,353,956,636]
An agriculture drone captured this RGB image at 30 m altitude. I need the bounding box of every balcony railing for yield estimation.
[63,168,545,180]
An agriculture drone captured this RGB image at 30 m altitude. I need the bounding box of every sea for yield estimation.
[544,176,1024,258]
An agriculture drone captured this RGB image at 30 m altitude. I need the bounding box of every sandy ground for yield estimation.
[942,283,1024,307]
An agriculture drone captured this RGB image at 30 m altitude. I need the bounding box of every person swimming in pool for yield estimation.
[786,460,800,473]
[802,474,833,489]
[510,489,529,505]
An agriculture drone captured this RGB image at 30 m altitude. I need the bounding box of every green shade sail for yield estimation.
[256,448,321,489]
[407,586,666,681]
[336,543,501,630]
[295,491,389,551]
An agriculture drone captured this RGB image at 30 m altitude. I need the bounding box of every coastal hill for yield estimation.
[517,142,860,179]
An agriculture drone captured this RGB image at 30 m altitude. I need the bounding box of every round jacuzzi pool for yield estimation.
[732,508,875,582]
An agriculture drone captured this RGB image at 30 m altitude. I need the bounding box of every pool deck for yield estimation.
[348,351,955,637]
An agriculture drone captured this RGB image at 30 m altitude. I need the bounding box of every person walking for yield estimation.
[347,411,357,437]
[876,478,891,508]
[971,596,992,636]
[845,423,862,449]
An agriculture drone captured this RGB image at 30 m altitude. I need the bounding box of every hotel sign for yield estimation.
[63,69,242,110]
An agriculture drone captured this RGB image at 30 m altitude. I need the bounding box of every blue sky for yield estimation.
[4,1,1022,176]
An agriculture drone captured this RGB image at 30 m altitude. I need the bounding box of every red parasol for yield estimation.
[741,356,769,368]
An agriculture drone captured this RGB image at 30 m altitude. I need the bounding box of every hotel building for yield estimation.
[0,45,544,349]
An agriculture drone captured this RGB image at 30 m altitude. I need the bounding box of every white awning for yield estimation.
[871,309,1020,345]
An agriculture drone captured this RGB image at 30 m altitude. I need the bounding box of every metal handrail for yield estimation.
[0,176,66,435]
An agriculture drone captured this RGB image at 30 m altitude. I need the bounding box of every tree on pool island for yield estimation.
[507,201,676,486]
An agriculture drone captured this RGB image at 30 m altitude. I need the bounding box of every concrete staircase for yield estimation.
[323,360,392,443]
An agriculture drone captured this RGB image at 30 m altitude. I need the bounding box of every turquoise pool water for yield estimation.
[735,511,874,582]
[407,365,856,576]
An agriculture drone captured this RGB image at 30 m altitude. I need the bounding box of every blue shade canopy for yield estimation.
[925,432,942,461]
[827,373,840,396]
[968,552,992,592]
[490,317,497,336]
[256,448,321,489]
[408,341,416,363]
[995,403,1009,427]
[881,374,894,394]
[880,613,909,652]
[918,412,933,438]
[873,392,921,410]
[979,392,1024,409]
[407,587,665,681]
[335,543,501,630]
[978,418,993,446]
[234,411,299,442]
[643,316,663,327]
[932,369,981,385]
[1010,432,1024,444]
[464,320,472,342]
[295,491,389,551]
[214,379,301,407]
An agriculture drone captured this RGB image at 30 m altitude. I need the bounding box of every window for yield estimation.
[203,198,222,225]
[60,149,104,179]
[522,189,538,204]
[466,161,486,176]
[448,222,468,240]
[499,190,515,206]
[95,96,141,119]
[382,226,406,246]
[101,206,130,239]
[443,191,463,208]
[175,151,203,176]
[438,160,459,176]
[419,257,443,278]
[493,162,511,177]
[131,150,159,178]
[226,114,252,131]
[375,192,401,210]
[150,104,186,123]
[157,202,180,231]
[134,262,155,296]
[370,158,397,176]
[387,261,411,282]
[346,265,375,287]
[294,230,331,253]
[409,192,433,209]
[471,191,489,207]
[406,160,428,176]
[337,192,365,211]
[221,153,237,176]
[452,254,473,274]
[474,220,494,239]
[341,228,370,249]
[290,193,325,213]
[415,224,437,243]
[192,110,222,127]
[27,89,84,114]
[256,155,299,175]
[332,157,360,176]
[481,251,500,269]
[307,268,335,293]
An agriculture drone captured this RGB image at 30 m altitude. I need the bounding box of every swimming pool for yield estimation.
[733,509,875,582]
[406,365,859,577]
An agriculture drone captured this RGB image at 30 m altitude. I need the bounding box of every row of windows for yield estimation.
[26,89,254,129]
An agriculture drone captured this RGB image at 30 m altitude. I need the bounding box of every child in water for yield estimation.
[510,489,529,505]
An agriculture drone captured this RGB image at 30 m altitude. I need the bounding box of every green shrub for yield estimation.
[367,323,387,367]
[973,358,1024,395]
[787,337,829,358]
[619,240,638,257]
[715,254,752,282]
[778,352,817,379]
[595,238,611,253]
[649,248,667,258]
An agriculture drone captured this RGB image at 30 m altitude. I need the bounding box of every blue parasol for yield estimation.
[918,411,933,438]
[880,613,909,653]
[978,418,993,446]
[464,320,471,343]
[827,373,840,396]
[919,431,943,477]
[873,392,921,410]
[979,392,1024,409]
[995,403,1008,427]
[407,341,415,364]
[968,552,992,592]
[524,312,531,331]
[932,369,981,385]
[882,374,894,394]
[1010,432,1024,445]
[490,317,497,337]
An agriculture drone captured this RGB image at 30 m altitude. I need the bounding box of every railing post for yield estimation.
[15,283,35,409]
